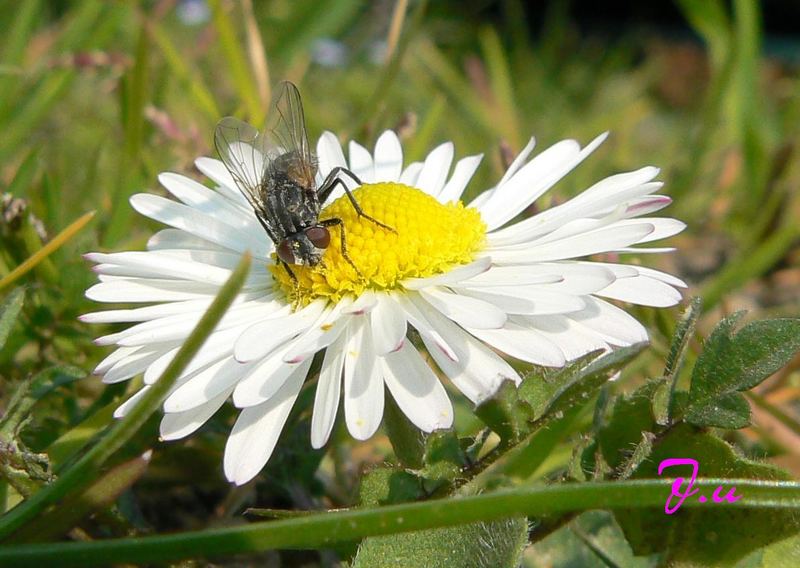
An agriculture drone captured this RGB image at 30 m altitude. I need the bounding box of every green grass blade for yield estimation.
[0,252,252,541]
[0,479,798,567]
[208,0,262,124]
[0,288,25,350]
[0,211,95,293]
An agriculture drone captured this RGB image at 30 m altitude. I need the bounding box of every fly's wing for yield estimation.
[214,117,274,224]
[269,81,317,188]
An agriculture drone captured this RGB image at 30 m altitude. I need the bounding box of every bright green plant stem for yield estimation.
[0,252,252,541]
[0,479,798,567]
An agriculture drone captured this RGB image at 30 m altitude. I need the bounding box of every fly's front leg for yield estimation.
[318,167,397,234]
[320,217,363,277]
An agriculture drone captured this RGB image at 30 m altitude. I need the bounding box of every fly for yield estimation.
[213,81,394,280]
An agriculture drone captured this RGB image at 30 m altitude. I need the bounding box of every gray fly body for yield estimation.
[214,81,392,280]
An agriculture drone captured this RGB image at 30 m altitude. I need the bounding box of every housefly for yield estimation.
[214,81,393,280]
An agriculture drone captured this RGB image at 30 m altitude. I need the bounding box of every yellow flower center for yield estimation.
[271,182,487,306]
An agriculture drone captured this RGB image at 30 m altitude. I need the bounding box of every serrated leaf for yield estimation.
[685,391,751,429]
[358,467,424,507]
[615,424,795,566]
[0,288,25,350]
[687,316,800,428]
[543,343,647,421]
[663,296,702,382]
[474,379,531,444]
[527,511,656,568]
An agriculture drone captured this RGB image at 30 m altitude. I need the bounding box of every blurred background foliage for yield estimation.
[1,0,799,564]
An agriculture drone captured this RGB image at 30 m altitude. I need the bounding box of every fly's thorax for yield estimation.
[271,150,318,188]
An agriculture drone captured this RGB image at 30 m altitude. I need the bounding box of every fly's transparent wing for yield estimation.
[214,117,273,216]
[269,81,317,186]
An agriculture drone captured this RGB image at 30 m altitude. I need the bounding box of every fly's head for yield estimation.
[276,225,330,267]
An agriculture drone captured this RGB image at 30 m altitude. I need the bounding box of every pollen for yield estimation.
[271,182,486,306]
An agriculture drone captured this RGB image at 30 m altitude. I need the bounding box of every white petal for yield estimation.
[344,318,383,440]
[349,141,375,183]
[86,278,220,303]
[223,365,307,485]
[104,347,169,384]
[497,136,537,187]
[158,172,254,228]
[370,294,407,355]
[283,299,352,363]
[160,388,231,441]
[402,257,492,290]
[455,286,585,316]
[458,265,563,287]
[130,194,268,257]
[194,157,250,206]
[567,297,648,345]
[413,299,520,403]
[466,323,566,367]
[310,329,348,448]
[163,357,254,413]
[399,162,424,186]
[487,165,659,246]
[343,290,377,315]
[373,130,403,182]
[418,287,506,329]
[147,228,225,253]
[479,134,607,231]
[234,301,325,362]
[88,251,235,286]
[94,345,142,374]
[490,223,654,264]
[598,276,683,307]
[232,348,312,408]
[382,342,453,431]
[437,154,483,203]
[114,386,150,418]
[523,314,610,360]
[394,292,459,362]
[415,142,454,197]
[317,131,347,178]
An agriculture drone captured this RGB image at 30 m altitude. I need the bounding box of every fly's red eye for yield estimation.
[277,241,295,264]
[305,226,330,249]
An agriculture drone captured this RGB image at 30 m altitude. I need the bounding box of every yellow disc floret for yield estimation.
[271,182,486,306]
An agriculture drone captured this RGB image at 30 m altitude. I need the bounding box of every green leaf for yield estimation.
[596,380,663,473]
[0,287,24,350]
[384,393,427,469]
[358,467,423,508]
[615,423,796,566]
[353,517,528,568]
[475,379,531,444]
[686,315,800,428]
[0,366,85,438]
[527,511,656,568]
[532,343,648,423]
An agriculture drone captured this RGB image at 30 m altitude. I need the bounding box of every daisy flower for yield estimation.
[83,129,686,485]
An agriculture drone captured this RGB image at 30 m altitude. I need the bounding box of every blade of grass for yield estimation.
[0,211,96,293]
[241,0,270,112]
[208,0,262,124]
[0,252,251,541]
[147,19,220,121]
[0,479,798,567]
[0,288,25,349]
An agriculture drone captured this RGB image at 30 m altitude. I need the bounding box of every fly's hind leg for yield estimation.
[317,167,397,234]
[320,217,363,277]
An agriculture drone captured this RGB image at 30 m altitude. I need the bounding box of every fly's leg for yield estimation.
[278,258,298,281]
[317,167,397,234]
[319,217,363,277]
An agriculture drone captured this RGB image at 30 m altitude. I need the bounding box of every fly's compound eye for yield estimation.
[277,240,296,265]
[305,226,331,249]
